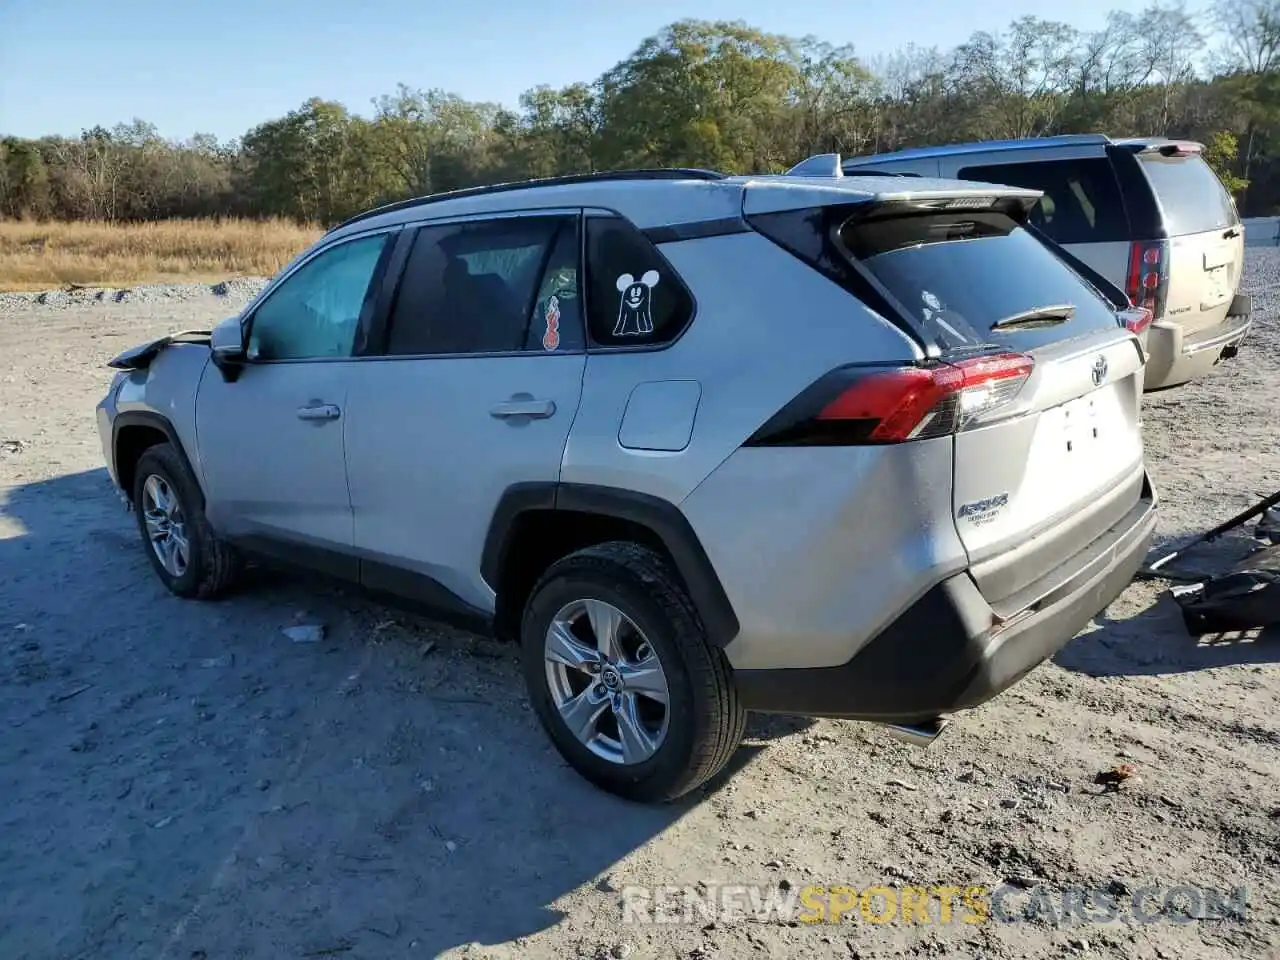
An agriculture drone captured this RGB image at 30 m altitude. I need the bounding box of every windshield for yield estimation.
[840,211,1122,351]
[1138,154,1238,236]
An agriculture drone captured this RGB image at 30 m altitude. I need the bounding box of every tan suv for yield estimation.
[841,135,1251,390]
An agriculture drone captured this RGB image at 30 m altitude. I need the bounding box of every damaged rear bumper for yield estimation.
[734,476,1158,721]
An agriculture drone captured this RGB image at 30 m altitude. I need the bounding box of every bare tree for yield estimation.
[1136,1,1205,132]
[1213,0,1280,74]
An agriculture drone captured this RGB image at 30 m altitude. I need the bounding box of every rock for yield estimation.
[744,809,761,819]
[445,840,457,853]
[1069,937,1090,951]
[886,778,919,791]
[421,640,438,656]
[151,816,174,829]
[255,778,271,792]
[282,624,325,644]
[1000,797,1021,809]
[779,878,793,891]
[596,874,618,893]
[765,859,784,869]
[200,655,233,668]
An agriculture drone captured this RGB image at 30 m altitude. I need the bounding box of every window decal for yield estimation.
[542,295,562,351]
[613,270,660,336]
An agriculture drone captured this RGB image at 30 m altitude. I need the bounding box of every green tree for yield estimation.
[1204,131,1250,196]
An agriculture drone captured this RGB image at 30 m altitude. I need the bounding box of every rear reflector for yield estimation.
[1118,306,1153,335]
[747,352,1034,446]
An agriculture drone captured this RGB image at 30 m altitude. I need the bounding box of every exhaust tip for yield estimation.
[883,718,950,748]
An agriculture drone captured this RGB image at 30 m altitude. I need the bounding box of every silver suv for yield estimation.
[97,166,1157,802]
[841,135,1251,390]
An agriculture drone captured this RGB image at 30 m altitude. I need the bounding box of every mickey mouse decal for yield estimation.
[613,270,660,337]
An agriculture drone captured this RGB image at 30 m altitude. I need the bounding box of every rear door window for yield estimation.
[384,215,584,356]
[1136,154,1238,236]
[840,210,1123,351]
[959,159,1130,245]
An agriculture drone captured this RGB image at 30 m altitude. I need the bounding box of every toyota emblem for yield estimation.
[1091,355,1108,387]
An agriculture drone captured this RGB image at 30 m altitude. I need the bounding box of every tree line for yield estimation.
[2,2,1278,225]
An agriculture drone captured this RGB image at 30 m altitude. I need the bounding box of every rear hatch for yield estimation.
[1126,143,1245,336]
[745,178,1146,615]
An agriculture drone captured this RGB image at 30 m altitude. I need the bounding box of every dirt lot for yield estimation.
[2,255,1279,960]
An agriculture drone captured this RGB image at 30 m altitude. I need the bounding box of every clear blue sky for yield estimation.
[0,0,1211,142]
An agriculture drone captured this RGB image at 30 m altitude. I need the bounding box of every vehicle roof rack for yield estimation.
[331,168,727,232]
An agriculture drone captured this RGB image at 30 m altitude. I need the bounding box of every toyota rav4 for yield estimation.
[97,164,1158,802]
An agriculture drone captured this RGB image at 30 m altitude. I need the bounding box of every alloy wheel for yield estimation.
[543,598,671,765]
[141,474,190,577]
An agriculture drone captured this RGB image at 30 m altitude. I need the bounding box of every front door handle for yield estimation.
[490,398,556,420]
[296,403,341,421]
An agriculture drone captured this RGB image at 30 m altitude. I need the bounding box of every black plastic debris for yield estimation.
[1172,543,1280,635]
[1140,492,1280,636]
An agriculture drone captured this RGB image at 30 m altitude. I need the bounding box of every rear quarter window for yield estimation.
[1137,154,1239,237]
[841,210,1123,351]
[958,158,1130,245]
[584,215,695,347]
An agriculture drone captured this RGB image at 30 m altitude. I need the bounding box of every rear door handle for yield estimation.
[1224,228,1241,239]
[490,398,556,420]
[296,403,341,421]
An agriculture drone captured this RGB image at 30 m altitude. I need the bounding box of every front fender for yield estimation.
[112,344,214,496]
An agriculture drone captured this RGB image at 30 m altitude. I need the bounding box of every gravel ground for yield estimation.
[1,255,1279,960]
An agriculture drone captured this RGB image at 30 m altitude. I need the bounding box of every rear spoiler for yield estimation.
[1118,139,1204,157]
[775,153,1042,216]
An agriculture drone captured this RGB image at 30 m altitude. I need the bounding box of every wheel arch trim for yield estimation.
[112,411,205,504]
[481,482,741,648]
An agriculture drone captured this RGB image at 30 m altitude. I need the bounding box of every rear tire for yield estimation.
[132,443,241,599]
[520,541,746,803]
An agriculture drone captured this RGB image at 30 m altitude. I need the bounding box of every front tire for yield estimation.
[132,443,240,599]
[520,542,746,803]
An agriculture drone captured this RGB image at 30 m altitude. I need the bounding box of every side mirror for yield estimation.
[210,316,248,382]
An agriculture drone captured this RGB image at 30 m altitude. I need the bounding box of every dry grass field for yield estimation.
[0,218,322,291]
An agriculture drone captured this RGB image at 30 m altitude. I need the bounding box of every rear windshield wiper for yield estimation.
[990,304,1075,331]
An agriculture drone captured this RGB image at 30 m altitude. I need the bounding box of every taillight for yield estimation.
[1126,240,1168,318]
[1118,305,1153,335]
[747,352,1034,446]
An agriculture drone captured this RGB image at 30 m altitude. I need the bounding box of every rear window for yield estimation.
[1137,154,1238,236]
[958,159,1130,245]
[841,211,1122,350]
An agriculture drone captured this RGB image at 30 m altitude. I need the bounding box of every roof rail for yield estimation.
[331,168,727,232]
[841,134,1113,166]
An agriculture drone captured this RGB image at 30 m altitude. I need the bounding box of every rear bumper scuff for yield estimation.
[735,474,1157,721]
